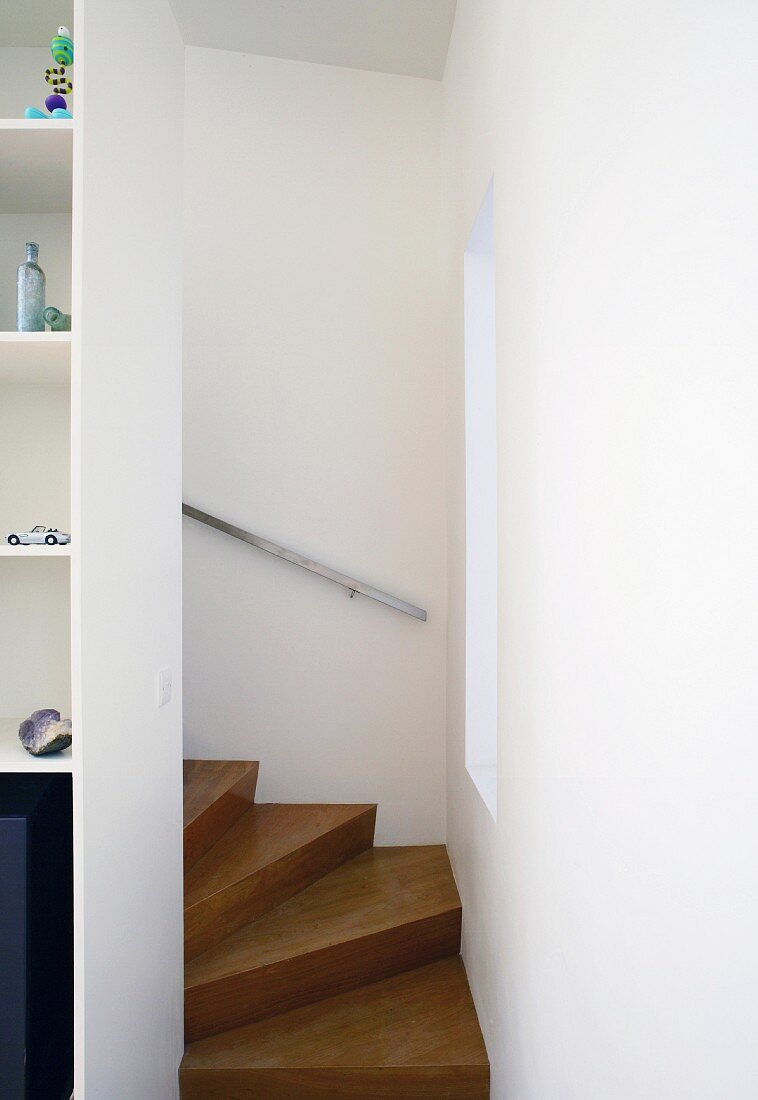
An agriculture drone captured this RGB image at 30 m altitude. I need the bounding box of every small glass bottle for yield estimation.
[16,242,46,332]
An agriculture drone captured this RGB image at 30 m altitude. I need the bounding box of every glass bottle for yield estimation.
[16,242,46,332]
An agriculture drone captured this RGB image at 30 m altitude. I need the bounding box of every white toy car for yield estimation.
[6,526,71,546]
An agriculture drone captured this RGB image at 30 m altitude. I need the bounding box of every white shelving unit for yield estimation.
[0,11,77,1092]
[3,3,184,1093]
[0,46,75,668]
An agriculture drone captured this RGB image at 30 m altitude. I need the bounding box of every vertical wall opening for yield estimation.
[464,178,497,820]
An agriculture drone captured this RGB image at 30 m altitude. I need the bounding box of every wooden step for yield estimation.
[183,759,259,871]
[180,956,489,1099]
[185,845,462,1041]
[184,803,377,960]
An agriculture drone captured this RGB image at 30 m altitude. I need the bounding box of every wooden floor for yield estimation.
[180,760,489,1098]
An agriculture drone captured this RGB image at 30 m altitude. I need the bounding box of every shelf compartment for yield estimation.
[0,379,70,534]
[0,717,72,772]
[0,121,73,214]
[0,549,71,730]
[0,213,72,331]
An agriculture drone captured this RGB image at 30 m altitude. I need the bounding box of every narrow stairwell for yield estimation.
[180,760,490,1098]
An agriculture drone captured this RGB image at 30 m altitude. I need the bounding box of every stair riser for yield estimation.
[180,1065,490,1098]
[184,807,377,961]
[185,907,462,1041]
[184,768,259,872]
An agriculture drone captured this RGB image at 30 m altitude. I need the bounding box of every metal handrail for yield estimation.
[182,503,427,622]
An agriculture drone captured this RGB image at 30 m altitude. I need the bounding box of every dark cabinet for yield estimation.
[0,774,73,1100]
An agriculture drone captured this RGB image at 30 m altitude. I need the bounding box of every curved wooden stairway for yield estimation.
[180,760,489,1098]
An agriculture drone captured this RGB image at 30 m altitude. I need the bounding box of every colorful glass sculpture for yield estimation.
[25,25,74,119]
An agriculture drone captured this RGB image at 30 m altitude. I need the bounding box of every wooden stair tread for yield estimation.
[186,846,460,990]
[184,803,377,910]
[184,802,377,962]
[183,759,260,872]
[183,759,259,831]
[181,957,488,1071]
[180,764,488,1095]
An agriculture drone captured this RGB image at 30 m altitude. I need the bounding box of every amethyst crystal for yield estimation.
[18,709,72,756]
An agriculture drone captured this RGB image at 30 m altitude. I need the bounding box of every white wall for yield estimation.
[463,180,497,816]
[183,48,446,845]
[444,1,758,1097]
[75,0,184,1094]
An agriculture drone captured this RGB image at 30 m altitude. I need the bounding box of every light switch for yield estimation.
[158,668,172,707]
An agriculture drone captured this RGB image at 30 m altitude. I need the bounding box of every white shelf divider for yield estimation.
[0,331,71,342]
[0,544,72,557]
[0,333,71,383]
[0,119,74,131]
[0,717,73,773]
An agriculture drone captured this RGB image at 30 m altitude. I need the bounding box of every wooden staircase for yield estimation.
[180,760,489,1098]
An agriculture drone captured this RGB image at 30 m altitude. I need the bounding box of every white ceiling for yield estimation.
[169,0,457,80]
[0,1,74,46]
